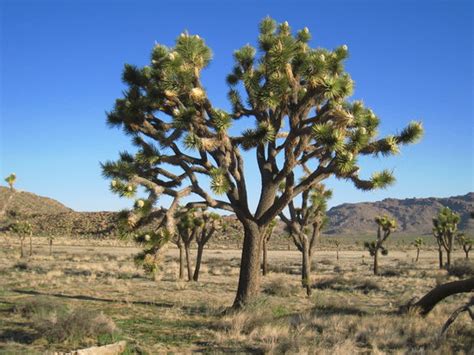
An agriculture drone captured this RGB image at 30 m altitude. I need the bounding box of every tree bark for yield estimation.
[49,239,53,256]
[262,238,268,276]
[302,243,312,296]
[185,245,193,281]
[416,248,420,262]
[411,277,474,316]
[446,250,451,268]
[373,249,379,275]
[193,244,204,281]
[465,250,469,259]
[29,235,33,257]
[438,248,443,269]
[20,238,24,258]
[178,245,185,280]
[232,223,262,309]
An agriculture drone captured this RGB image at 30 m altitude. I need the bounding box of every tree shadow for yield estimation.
[12,289,175,309]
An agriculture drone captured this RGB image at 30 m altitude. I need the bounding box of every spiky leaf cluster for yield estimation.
[4,173,16,190]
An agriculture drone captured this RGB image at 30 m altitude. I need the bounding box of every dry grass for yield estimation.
[0,235,472,353]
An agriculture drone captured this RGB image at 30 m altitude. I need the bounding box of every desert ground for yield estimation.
[0,236,472,354]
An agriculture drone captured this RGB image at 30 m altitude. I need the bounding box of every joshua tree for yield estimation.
[364,216,397,275]
[10,220,33,258]
[333,239,341,261]
[176,209,201,281]
[456,233,472,259]
[4,173,16,191]
[261,219,276,276]
[101,17,423,307]
[193,211,220,281]
[280,184,332,296]
[413,237,424,262]
[432,207,460,268]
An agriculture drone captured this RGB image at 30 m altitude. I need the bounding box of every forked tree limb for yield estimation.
[408,277,474,316]
[440,297,474,336]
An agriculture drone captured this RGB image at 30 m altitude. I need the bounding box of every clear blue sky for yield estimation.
[1,0,472,212]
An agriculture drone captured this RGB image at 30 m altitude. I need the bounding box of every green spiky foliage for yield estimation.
[280,184,332,295]
[456,233,472,260]
[102,17,423,307]
[10,220,33,258]
[413,237,424,262]
[364,215,396,275]
[4,173,16,191]
[433,207,460,267]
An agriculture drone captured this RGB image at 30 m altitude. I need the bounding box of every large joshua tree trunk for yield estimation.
[416,248,420,262]
[233,223,262,308]
[193,243,205,281]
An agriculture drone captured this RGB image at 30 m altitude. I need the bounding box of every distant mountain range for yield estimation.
[0,186,472,237]
[325,193,473,235]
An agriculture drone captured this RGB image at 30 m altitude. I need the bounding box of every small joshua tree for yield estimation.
[432,207,460,268]
[280,184,332,295]
[102,17,423,307]
[10,220,33,258]
[176,208,201,281]
[4,173,16,191]
[193,211,220,281]
[413,237,424,262]
[333,239,341,261]
[456,233,472,259]
[261,219,276,276]
[364,215,396,275]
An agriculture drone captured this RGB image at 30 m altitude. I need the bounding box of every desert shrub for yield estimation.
[14,298,67,319]
[15,299,117,345]
[333,265,343,273]
[313,277,380,294]
[13,261,29,270]
[447,259,474,278]
[319,259,333,266]
[263,278,298,297]
[380,268,404,277]
[267,263,299,275]
[33,308,117,343]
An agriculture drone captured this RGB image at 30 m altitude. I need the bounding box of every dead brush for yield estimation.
[14,298,118,345]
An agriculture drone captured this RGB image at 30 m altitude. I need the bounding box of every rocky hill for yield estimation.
[1,186,472,238]
[0,186,71,217]
[325,193,474,236]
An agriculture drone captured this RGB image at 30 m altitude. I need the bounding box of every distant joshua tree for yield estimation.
[333,239,341,261]
[261,219,276,276]
[280,184,332,296]
[364,216,396,275]
[10,220,33,258]
[4,173,16,191]
[193,210,220,281]
[413,237,424,262]
[456,233,472,259]
[432,207,460,268]
[176,208,200,281]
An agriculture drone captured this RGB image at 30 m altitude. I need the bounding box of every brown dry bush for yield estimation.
[15,298,117,345]
[447,259,474,278]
